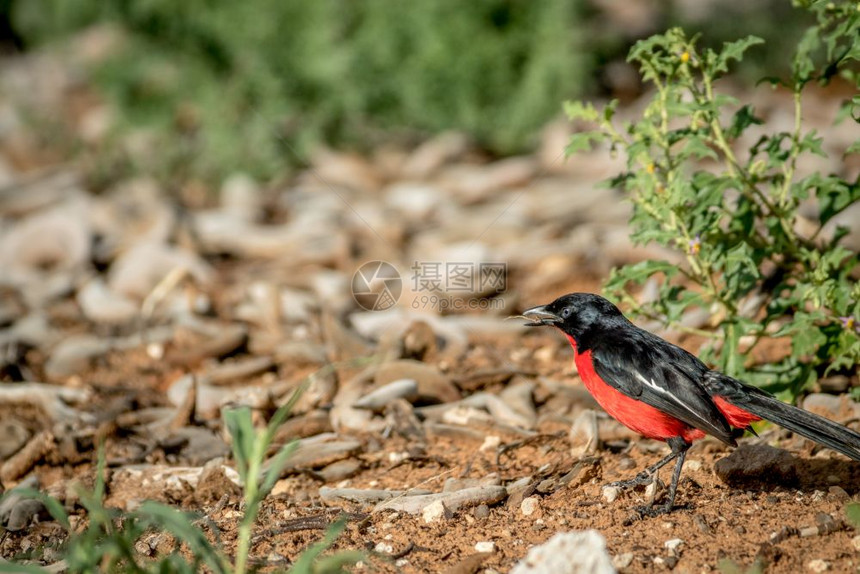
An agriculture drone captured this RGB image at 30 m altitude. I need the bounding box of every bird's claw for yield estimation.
[608,471,653,490]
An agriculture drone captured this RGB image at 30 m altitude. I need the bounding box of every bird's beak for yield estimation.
[521,305,562,327]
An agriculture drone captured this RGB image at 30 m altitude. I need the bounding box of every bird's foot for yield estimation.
[621,502,677,525]
[634,503,674,518]
[608,470,653,490]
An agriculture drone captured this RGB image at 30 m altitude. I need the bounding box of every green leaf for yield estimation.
[845,502,860,530]
[726,105,763,140]
[0,561,50,574]
[563,100,600,122]
[288,518,353,574]
[608,260,679,287]
[223,406,255,482]
[137,502,229,574]
[713,36,764,74]
[566,131,605,155]
[260,440,300,497]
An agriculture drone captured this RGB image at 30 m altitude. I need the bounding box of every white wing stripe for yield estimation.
[634,371,708,421]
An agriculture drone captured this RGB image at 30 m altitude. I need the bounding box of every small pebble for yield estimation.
[395,559,409,567]
[473,504,490,519]
[664,538,683,553]
[852,535,860,551]
[521,496,540,517]
[422,500,451,523]
[374,542,393,554]
[612,552,634,569]
[475,541,495,553]
[685,459,702,471]
[645,482,658,499]
[480,435,502,452]
[828,486,849,500]
[602,486,620,503]
[807,559,829,572]
[618,457,636,470]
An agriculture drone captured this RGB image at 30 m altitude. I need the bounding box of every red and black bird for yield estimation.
[524,292,860,516]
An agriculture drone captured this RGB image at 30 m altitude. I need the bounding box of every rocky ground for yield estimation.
[1,30,859,574]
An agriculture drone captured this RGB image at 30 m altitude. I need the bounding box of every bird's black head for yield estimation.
[522,293,627,345]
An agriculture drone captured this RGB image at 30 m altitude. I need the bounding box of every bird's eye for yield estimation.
[561,308,572,319]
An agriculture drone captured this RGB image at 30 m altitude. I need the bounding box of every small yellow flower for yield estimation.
[689,235,701,255]
[646,163,655,174]
[680,51,691,64]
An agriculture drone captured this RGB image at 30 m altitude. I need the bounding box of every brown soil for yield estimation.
[3,326,859,574]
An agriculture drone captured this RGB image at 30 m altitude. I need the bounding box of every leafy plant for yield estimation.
[8,0,590,183]
[566,0,860,400]
[0,373,362,573]
[0,447,228,574]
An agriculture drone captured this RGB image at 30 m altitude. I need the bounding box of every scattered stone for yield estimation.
[474,541,495,553]
[602,486,620,503]
[510,530,614,574]
[375,360,461,404]
[685,459,702,472]
[422,499,452,523]
[354,379,419,412]
[374,485,508,515]
[714,444,800,486]
[319,487,432,505]
[279,437,363,473]
[206,356,275,385]
[807,559,829,572]
[402,131,469,179]
[612,552,633,569]
[521,496,541,517]
[664,538,683,555]
[473,504,490,519]
[316,459,362,483]
[76,279,138,324]
[45,335,111,379]
[480,435,502,452]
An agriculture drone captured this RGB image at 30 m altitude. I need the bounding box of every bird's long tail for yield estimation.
[707,373,860,461]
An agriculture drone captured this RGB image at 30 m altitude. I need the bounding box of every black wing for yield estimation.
[589,328,736,445]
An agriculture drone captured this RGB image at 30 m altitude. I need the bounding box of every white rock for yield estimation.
[354,379,419,412]
[664,538,683,553]
[480,435,502,452]
[474,541,495,553]
[852,535,860,551]
[612,553,633,569]
[373,542,393,554]
[602,486,620,504]
[422,499,451,523]
[108,242,213,300]
[510,530,614,574]
[520,497,540,517]
[807,559,829,572]
[76,278,138,324]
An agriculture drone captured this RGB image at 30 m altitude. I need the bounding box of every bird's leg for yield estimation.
[608,450,678,489]
[635,438,690,517]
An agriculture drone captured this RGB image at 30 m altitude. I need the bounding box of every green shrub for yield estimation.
[566,0,860,400]
[8,0,589,182]
[0,374,362,573]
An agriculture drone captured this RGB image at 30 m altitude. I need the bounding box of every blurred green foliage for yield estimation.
[7,0,589,182]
